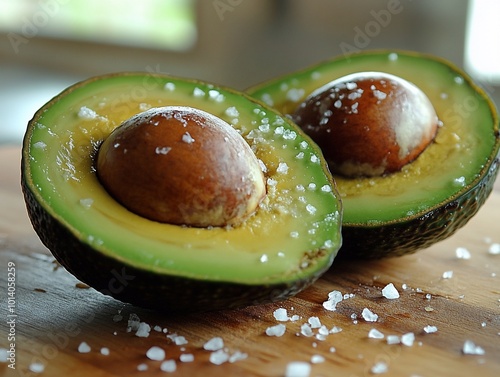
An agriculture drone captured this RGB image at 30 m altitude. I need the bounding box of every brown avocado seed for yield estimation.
[292,72,439,177]
[96,106,266,227]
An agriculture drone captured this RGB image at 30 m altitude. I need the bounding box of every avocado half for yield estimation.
[247,50,500,258]
[21,73,342,312]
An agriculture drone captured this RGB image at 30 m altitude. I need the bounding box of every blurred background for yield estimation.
[1,0,499,145]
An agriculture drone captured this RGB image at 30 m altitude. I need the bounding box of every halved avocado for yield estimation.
[21,73,342,312]
[248,50,500,258]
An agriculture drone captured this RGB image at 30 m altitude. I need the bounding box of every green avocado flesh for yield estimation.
[248,51,500,258]
[21,73,342,312]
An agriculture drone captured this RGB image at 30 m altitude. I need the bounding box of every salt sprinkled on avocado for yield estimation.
[164,82,175,91]
[78,106,99,120]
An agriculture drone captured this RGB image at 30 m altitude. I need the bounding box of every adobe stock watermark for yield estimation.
[339,0,413,57]
[18,266,135,376]
[213,0,245,21]
[7,0,71,54]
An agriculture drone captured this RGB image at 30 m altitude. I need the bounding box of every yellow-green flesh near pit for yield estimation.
[248,51,498,226]
[24,74,341,286]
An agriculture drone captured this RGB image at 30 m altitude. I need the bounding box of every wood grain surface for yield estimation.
[1,145,499,377]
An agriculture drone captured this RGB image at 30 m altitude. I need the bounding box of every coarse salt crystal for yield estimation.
[323,290,343,311]
[368,328,384,339]
[182,132,195,143]
[29,362,45,373]
[146,346,165,361]
[100,347,110,356]
[274,308,290,321]
[160,360,177,372]
[401,332,415,346]
[285,361,311,377]
[203,337,224,351]
[488,243,500,255]
[277,162,289,174]
[78,106,98,119]
[371,361,388,374]
[286,88,305,102]
[179,353,194,362]
[79,198,94,208]
[308,316,322,329]
[362,308,379,322]
[210,349,230,365]
[462,340,485,355]
[193,87,205,97]
[442,270,454,279]
[135,322,151,338]
[424,325,438,334]
[456,247,471,259]
[382,283,400,299]
[266,324,286,337]
[311,355,325,364]
[137,363,148,371]
[386,335,400,345]
[78,341,91,353]
[229,351,248,363]
[300,323,314,337]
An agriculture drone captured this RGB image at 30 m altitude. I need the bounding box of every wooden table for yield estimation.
[1,145,499,377]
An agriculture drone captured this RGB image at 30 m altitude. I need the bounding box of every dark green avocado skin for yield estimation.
[21,165,327,313]
[339,156,499,259]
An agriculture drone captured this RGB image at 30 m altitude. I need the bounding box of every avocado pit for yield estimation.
[96,106,266,227]
[292,72,439,177]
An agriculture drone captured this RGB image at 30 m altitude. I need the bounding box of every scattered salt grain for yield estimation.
[423,325,438,334]
[182,132,195,144]
[266,324,286,337]
[127,314,141,332]
[330,326,343,334]
[442,270,454,279]
[173,336,188,346]
[179,353,194,362]
[488,243,500,255]
[462,340,485,355]
[274,308,290,321]
[100,347,110,356]
[78,341,91,353]
[160,360,177,373]
[203,337,224,351]
[308,316,322,329]
[286,88,305,102]
[323,290,343,311]
[135,322,151,338]
[311,354,325,364]
[153,325,162,332]
[79,198,94,208]
[285,361,311,377]
[300,323,314,337]
[78,106,98,119]
[277,162,289,174]
[371,361,388,374]
[228,351,247,363]
[386,335,400,345]
[137,363,148,371]
[456,247,471,259]
[29,362,45,373]
[401,332,415,347]
[368,328,385,339]
[362,308,379,322]
[146,346,165,361]
[382,283,400,299]
[0,348,7,362]
[210,349,230,365]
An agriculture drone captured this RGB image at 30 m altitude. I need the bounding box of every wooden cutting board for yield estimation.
[1,145,499,377]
